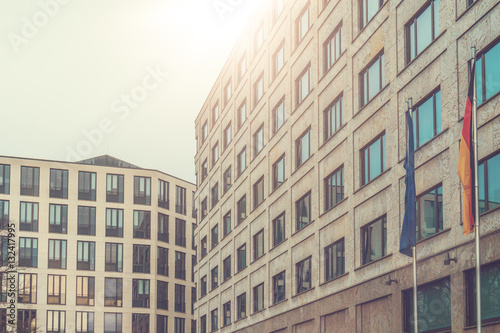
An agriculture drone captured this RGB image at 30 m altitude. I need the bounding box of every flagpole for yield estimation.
[471,46,482,332]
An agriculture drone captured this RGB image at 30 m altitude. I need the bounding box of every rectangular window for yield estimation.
[0,199,8,230]
[273,41,285,78]
[417,184,443,240]
[412,90,441,148]
[253,229,264,260]
[21,166,39,196]
[466,262,500,326]
[176,186,187,215]
[237,244,246,271]
[406,0,439,63]
[296,192,311,231]
[201,275,207,297]
[18,309,37,333]
[48,239,67,269]
[105,243,123,272]
[175,251,186,280]
[223,211,231,237]
[75,311,94,333]
[237,195,247,223]
[324,22,343,71]
[223,301,231,326]
[50,169,68,198]
[238,101,247,129]
[360,0,383,28]
[157,280,168,310]
[254,74,264,105]
[237,293,247,319]
[78,171,96,201]
[254,24,264,54]
[296,257,312,294]
[324,94,343,141]
[273,98,285,133]
[175,317,185,333]
[158,179,169,209]
[20,201,39,232]
[78,206,96,236]
[253,283,264,313]
[361,215,387,264]
[157,315,168,333]
[238,55,246,84]
[201,236,207,258]
[174,284,186,313]
[201,159,208,183]
[360,52,385,107]
[211,183,219,208]
[296,128,311,168]
[158,212,169,242]
[273,271,286,304]
[49,204,67,234]
[19,237,38,267]
[134,176,151,205]
[18,273,37,304]
[132,314,149,333]
[211,224,219,248]
[297,4,310,44]
[0,164,10,194]
[202,121,208,143]
[361,132,386,185]
[104,313,122,332]
[254,125,264,157]
[211,309,218,331]
[225,80,232,104]
[200,315,207,333]
[297,65,311,105]
[212,102,219,124]
[223,123,232,149]
[223,255,231,281]
[253,177,264,208]
[201,197,207,220]
[273,154,285,190]
[133,210,151,239]
[325,165,344,211]
[212,142,219,166]
[47,310,65,333]
[76,276,95,306]
[132,279,150,308]
[106,174,124,203]
[325,238,345,281]
[77,241,95,271]
[479,152,500,214]
[104,278,123,307]
[223,167,231,193]
[175,218,186,247]
[237,147,247,176]
[211,266,219,290]
[476,40,500,105]
[157,246,169,276]
[47,274,66,304]
[0,236,6,266]
[133,244,150,273]
[106,208,123,237]
[273,212,285,247]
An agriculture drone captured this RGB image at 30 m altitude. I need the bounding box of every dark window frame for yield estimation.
[324,165,345,211]
[272,271,286,304]
[325,238,345,281]
[361,215,387,265]
[359,51,385,108]
[360,131,386,186]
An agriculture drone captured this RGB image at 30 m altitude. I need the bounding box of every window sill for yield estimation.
[292,153,315,177]
[477,90,500,111]
[319,272,349,287]
[355,253,393,271]
[322,51,346,79]
[252,308,266,316]
[357,83,390,116]
[271,238,287,251]
[464,319,500,330]
[354,167,391,195]
[234,316,247,324]
[292,219,315,237]
[319,123,347,150]
[234,266,248,278]
[320,197,348,218]
[292,286,315,299]
[269,298,288,308]
[456,0,481,22]
[480,205,500,218]
[355,2,388,39]
[416,228,451,245]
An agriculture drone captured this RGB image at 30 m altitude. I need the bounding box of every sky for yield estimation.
[0,0,268,183]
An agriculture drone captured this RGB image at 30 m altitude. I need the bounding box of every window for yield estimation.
[273,154,285,190]
[49,204,67,234]
[296,257,312,294]
[223,301,231,326]
[237,244,246,271]
[157,315,168,333]
[223,123,232,149]
[325,238,345,281]
[133,210,151,239]
[476,40,500,105]
[77,241,95,271]
[406,0,439,63]
[20,201,38,231]
[157,213,169,242]
[254,125,264,157]
[201,197,208,220]
[0,164,10,194]
[134,176,151,205]
[0,236,6,266]
[211,266,218,290]
[132,314,149,333]
[158,179,169,209]
[223,167,231,193]
[466,262,500,326]
[18,309,37,333]
[212,142,219,166]
[237,293,247,319]
[0,199,8,230]
[47,274,66,304]
[324,94,343,141]
[238,55,246,84]
[18,273,37,304]
[360,0,383,28]
[202,159,208,182]
[412,90,442,148]
[361,215,387,264]
[253,229,265,261]
[132,279,150,308]
[223,211,231,237]
[361,132,386,185]
[78,206,96,236]
[403,278,450,332]
[254,74,264,105]
[173,284,185,313]
[47,310,65,333]
[254,24,264,54]
[296,192,311,231]
[106,174,124,203]
[176,186,187,215]
[49,169,68,198]
[21,166,39,196]
[202,121,208,143]
[175,251,186,280]
[237,147,247,176]
[273,0,285,23]
[325,165,344,211]
[253,283,264,313]
[201,236,207,258]
[76,276,95,306]
[237,195,247,223]
[212,102,219,124]
[104,278,123,307]
[106,208,123,237]
[237,101,247,129]
[223,255,231,281]
[360,52,385,107]
[253,177,264,208]
[297,65,311,105]
[201,275,207,297]
[210,309,219,331]
[211,224,218,248]
[157,246,169,276]
[78,171,96,201]
[175,317,185,333]
[19,237,38,267]
[273,271,286,304]
[105,243,123,272]
[157,280,168,309]
[273,213,285,247]
[273,41,285,78]
[175,218,186,247]
[225,80,232,104]
[296,128,311,168]
[417,184,443,240]
[273,99,285,134]
[200,315,207,333]
[324,22,343,71]
[104,313,122,332]
[211,183,219,208]
[133,244,150,273]
[479,152,500,214]
[48,239,67,269]
[296,4,310,44]
[76,311,94,333]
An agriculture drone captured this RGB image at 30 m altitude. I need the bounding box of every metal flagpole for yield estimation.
[471,46,482,332]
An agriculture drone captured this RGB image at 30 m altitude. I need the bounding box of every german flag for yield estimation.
[458,62,476,235]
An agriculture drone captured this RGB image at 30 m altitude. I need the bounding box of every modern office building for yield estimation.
[0,155,196,333]
[193,0,500,332]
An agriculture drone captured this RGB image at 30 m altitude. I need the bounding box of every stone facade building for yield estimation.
[193,0,500,332]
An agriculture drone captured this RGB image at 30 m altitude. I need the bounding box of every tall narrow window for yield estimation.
[478,152,500,214]
[106,208,123,237]
[211,309,218,331]
[21,166,39,196]
[212,142,219,166]
[157,246,169,276]
[466,262,500,326]
[237,147,247,176]
[158,212,169,242]
[253,229,264,260]
[19,237,38,268]
[157,280,168,309]
[201,275,207,297]
[238,55,246,84]
[273,98,285,133]
[324,94,343,141]
[0,199,8,230]
[76,311,94,333]
[273,271,286,304]
[78,206,96,236]
[46,310,65,333]
[406,0,439,63]
[223,167,232,193]
[238,101,247,129]
[212,102,219,124]
[237,244,246,271]
[211,266,219,290]
[105,243,123,272]
[254,125,264,157]
[48,239,67,269]
[77,241,95,271]
[272,213,285,247]
[202,159,208,183]
[49,169,68,198]
[104,278,123,306]
[133,244,150,273]
[254,74,264,105]
[176,186,187,215]
[296,4,310,44]
[175,284,186,312]
[76,276,95,306]
[134,176,151,205]
[360,0,383,29]
[202,121,208,143]
[325,165,344,211]
[18,273,37,304]
[296,192,311,231]
[223,301,231,326]
[0,164,10,194]
[106,174,124,203]
[324,22,343,71]
[412,90,441,148]
[132,314,149,333]
[104,313,122,332]
[175,251,186,280]
[223,211,231,237]
[296,128,311,168]
[223,123,232,149]
[296,257,312,294]
[175,218,186,247]
[158,179,169,209]
[201,197,208,220]
[18,310,37,333]
[20,202,38,232]
[201,236,207,258]
[297,65,311,105]
[211,224,219,249]
[211,183,219,208]
[49,204,67,234]
[360,52,385,107]
[417,184,443,240]
[237,293,246,319]
[132,279,150,308]
[47,274,66,304]
[157,315,168,333]
[325,238,345,281]
[361,215,387,264]
[223,255,231,281]
[253,177,264,208]
[361,132,386,185]
[253,283,264,313]
[254,24,264,54]
[225,80,232,104]
[133,210,151,239]
[237,195,247,223]
[476,41,500,105]
[273,42,285,78]
[273,154,285,189]
[78,171,96,201]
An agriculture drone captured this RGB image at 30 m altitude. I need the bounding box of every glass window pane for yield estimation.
[416,5,432,54]
[487,154,500,211]
[369,139,381,180]
[368,58,381,100]
[476,57,483,105]
[418,96,435,146]
[485,43,500,101]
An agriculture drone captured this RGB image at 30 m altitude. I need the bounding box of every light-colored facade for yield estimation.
[0,155,196,333]
[193,0,500,332]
